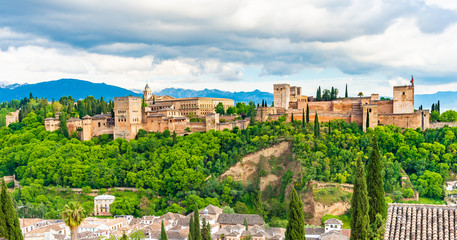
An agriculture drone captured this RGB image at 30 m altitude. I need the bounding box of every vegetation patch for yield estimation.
[314,187,352,205]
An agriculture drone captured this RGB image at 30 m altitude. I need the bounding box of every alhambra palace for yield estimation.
[42,85,247,140]
[257,82,430,132]
[4,82,430,141]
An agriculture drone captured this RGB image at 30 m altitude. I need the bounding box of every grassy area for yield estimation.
[321,213,351,229]
[400,197,446,205]
[314,187,352,205]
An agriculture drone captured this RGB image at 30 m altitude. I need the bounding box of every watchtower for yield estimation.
[143,84,152,101]
[393,85,414,114]
[113,96,142,140]
[274,84,291,110]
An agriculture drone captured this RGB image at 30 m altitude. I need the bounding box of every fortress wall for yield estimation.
[430,122,457,129]
[189,122,206,132]
[67,120,82,135]
[375,100,394,114]
[378,113,422,129]
[307,101,333,112]
[332,101,356,112]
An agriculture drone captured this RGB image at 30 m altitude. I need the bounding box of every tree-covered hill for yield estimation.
[1,98,457,224]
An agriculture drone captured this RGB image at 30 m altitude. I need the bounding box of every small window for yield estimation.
[369,109,372,113]
[403,92,405,95]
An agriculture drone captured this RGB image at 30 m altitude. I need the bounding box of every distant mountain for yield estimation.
[0,79,140,102]
[155,88,274,104]
[415,91,457,111]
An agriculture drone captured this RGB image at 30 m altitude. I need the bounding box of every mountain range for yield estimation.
[0,79,455,110]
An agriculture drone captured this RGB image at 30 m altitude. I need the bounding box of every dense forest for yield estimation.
[1,95,457,226]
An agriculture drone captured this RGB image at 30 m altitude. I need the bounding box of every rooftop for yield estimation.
[384,203,457,240]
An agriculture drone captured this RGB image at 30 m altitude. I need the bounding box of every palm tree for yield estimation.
[62,202,86,240]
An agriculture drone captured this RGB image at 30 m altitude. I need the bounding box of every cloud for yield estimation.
[1,0,457,95]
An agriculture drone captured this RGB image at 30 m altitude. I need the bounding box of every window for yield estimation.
[403,92,405,95]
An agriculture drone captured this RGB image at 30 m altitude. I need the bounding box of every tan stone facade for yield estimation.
[263,83,430,131]
[43,85,246,141]
[5,109,20,126]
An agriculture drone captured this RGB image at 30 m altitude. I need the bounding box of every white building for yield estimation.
[94,195,115,216]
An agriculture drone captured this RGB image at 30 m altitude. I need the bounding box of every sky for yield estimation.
[1,0,457,97]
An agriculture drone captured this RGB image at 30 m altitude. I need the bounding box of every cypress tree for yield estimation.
[331,87,335,100]
[244,217,248,231]
[291,113,294,123]
[285,188,306,240]
[345,84,348,98]
[189,215,194,240]
[1,180,23,240]
[431,103,435,112]
[302,109,305,128]
[0,181,6,239]
[306,104,309,124]
[366,109,370,130]
[201,218,210,240]
[367,136,387,224]
[350,158,369,240]
[193,205,201,240]
[328,121,332,134]
[438,100,441,114]
[205,221,211,240]
[160,220,168,240]
[314,113,319,137]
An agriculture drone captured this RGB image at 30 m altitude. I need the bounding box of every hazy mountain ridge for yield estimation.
[154,87,274,104]
[0,79,141,102]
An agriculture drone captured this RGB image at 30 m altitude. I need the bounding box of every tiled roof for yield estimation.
[199,204,224,215]
[217,213,264,225]
[384,203,457,240]
[320,231,348,240]
[324,218,343,225]
[305,227,325,235]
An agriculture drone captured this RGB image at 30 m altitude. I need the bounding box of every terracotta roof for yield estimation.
[199,204,224,215]
[305,227,325,235]
[217,213,264,225]
[384,203,457,240]
[82,115,92,119]
[325,218,343,225]
[67,117,81,122]
[320,231,348,240]
[20,218,46,228]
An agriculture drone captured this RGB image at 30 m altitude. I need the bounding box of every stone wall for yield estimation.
[363,104,378,132]
[378,110,429,130]
[274,84,290,110]
[429,122,457,129]
[5,109,20,127]
[393,85,414,114]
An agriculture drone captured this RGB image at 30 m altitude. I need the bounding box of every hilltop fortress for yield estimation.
[43,85,248,140]
[258,82,430,131]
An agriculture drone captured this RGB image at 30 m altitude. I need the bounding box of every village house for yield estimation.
[305,218,350,240]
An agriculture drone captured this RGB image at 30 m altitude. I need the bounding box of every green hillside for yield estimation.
[1,95,457,226]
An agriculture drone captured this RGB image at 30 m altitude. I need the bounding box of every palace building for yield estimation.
[43,85,245,141]
[259,81,430,131]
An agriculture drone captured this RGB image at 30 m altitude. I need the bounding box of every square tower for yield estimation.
[114,96,142,140]
[393,85,414,114]
[290,86,302,102]
[274,84,291,110]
